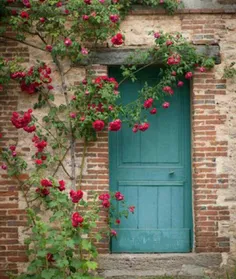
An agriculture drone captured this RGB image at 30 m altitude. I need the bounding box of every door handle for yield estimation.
[169,170,175,175]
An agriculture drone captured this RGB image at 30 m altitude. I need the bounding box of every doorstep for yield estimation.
[98,253,223,278]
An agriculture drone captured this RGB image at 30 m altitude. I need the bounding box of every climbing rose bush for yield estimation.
[120,31,215,124]
[1,122,134,278]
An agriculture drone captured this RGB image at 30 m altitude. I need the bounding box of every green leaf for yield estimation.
[81,239,92,251]
[37,250,47,257]
[95,233,102,242]
[41,269,56,279]
[65,239,75,249]
[86,261,98,270]
[48,94,55,101]
[50,210,64,221]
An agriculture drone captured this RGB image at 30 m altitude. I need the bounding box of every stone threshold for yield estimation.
[98,253,223,278]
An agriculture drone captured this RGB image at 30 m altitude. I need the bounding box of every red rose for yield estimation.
[163,86,174,95]
[58,180,65,191]
[109,119,122,132]
[35,140,47,152]
[92,120,105,131]
[96,103,104,112]
[35,159,43,165]
[36,187,50,197]
[199,67,206,72]
[116,219,120,224]
[12,9,18,15]
[22,0,31,7]
[41,155,47,160]
[185,72,193,79]
[110,14,119,23]
[177,81,184,87]
[20,11,29,19]
[41,179,52,187]
[115,191,124,201]
[139,123,149,132]
[99,193,110,201]
[108,77,118,89]
[82,79,87,85]
[154,32,161,39]
[150,108,157,114]
[102,199,110,208]
[70,112,76,119]
[111,33,124,46]
[111,229,117,236]
[46,253,55,263]
[46,45,53,52]
[1,164,7,170]
[56,1,62,7]
[10,72,25,79]
[167,54,181,65]
[84,0,91,3]
[64,38,72,47]
[40,17,45,23]
[166,40,173,46]
[11,109,33,129]
[132,123,139,133]
[162,102,170,109]
[23,125,36,133]
[129,206,135,213]
[71,212,84,227]
[20,81,39,94]
[70,190,83,203]
[82,15,89,20]
[10,145,16,151]
[143,98,153,109]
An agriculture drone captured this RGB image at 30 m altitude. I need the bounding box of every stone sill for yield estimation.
[98,253,223,278]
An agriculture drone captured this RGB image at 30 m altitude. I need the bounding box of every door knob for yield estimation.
[169,170,175,175]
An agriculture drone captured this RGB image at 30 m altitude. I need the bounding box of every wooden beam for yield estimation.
[77,45,221,66]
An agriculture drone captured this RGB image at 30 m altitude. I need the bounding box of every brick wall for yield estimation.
[1,10,236,277]
[0,37,29,279]
[192,71,229,252]
[80,65,110,254]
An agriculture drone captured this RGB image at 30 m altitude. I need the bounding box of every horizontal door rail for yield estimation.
[118,181,185,186]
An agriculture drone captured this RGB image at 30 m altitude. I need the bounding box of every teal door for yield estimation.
[109,66,192,253]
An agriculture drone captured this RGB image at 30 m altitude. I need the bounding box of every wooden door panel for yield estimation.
[112,229,191,253]
[109,66,192,253]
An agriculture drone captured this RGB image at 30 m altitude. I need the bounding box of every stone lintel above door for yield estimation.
[76,45,221,66]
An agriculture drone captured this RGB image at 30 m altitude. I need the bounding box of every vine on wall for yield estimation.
[0,0,215,278]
